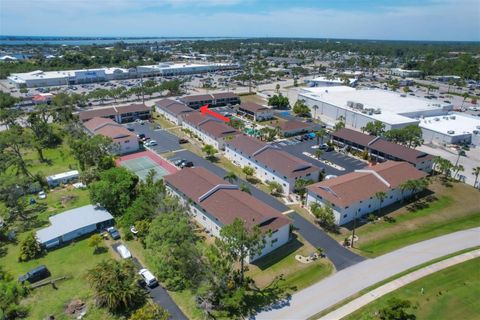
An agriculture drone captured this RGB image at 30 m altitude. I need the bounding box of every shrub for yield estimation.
[18,233,43,262]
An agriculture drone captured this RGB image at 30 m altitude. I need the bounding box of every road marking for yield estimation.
[170,149,187,153]
[282,209,295,215]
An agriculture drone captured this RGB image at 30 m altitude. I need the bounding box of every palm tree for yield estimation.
[315,129,327,145]
[432,156,443,176]
[453,164,464,180]
[314,149,323,160]
[454,150,466,167]
[374,191,387,215]
[223,171,238,184]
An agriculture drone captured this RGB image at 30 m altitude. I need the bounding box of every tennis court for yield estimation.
[116,150,177,181]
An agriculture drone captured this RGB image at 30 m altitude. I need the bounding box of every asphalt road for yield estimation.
[111,242,188,320]
[254,227,480,320]
[168,149,364,270]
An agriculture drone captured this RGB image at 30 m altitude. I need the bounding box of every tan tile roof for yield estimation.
[179,94,213,103]
[156,99,193,116]
[278,119,313,132]
[83,117,116,132]
[83,117,136,142]
[183,112,238,139]
[307,161,427,207]
[116,104,150,114]
[78,107,116,121]
[227,135,319,178]
[164,167,290,232]
[212,92,238,99]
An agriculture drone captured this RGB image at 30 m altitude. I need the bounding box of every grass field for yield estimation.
[23,143,78,177]
[345,257,480,320]
[35,187,91,222]
[0,236,117,320]
[333,179,480,257]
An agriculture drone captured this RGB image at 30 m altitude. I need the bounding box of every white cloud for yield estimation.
[1,0,478,40]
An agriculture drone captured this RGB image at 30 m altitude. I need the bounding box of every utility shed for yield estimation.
[36,205,114,249]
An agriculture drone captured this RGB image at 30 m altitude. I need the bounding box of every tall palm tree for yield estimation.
[314,149,323,160]
[374,191,387,215]
[472,167,480,189]
[432,156,443,176]
[453,164,464,180]
[223,171,238,184]
[315,129,327,145]
[312,104,319,119]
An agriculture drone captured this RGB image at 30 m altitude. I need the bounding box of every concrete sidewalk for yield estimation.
[254,227,480,320]
[320,249,480,320]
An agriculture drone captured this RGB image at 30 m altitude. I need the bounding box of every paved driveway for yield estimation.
[126,122,183,154]
[254,227,480,320]
[111,242,188,320]
[167,150,364,270]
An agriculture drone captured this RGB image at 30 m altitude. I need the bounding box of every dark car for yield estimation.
[181,161,194,168]
[127,127,135,132]
[137,133,145,139]
[107,227,120,240]
[178,138,189,144]
[18,265,50,284]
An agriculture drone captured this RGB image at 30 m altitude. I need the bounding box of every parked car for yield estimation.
[173,159,186,167]
[145,140,157,147]
[137,133,145,139]
[180,161,193,168]
[38,191,47,199]
[325,175,338,180]
[127,127,135,132]
[139,268,158,288]
[107,226,120,240]
[18,265,50,284]
[116,244,131,259]
[178,138,189,144]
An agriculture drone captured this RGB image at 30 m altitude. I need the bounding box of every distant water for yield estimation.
[0,36,241,46]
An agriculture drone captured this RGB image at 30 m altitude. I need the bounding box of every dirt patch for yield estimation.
[64,299,86,317]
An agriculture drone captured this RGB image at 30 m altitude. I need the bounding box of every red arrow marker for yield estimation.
[199,104,230,123]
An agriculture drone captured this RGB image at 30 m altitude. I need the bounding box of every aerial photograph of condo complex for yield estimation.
[0,0,479,319]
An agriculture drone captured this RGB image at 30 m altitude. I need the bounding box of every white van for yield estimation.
[139,268,158,288]
[116,244,131,259]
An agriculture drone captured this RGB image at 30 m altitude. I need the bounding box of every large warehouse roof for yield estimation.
[419,113,480,136]
[300,86,452,125]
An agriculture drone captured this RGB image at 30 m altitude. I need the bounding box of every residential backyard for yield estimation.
[344,257,480,320]
[0,235,117,320]
[332,178,480,257]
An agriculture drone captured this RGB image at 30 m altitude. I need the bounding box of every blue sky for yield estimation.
[1,0,479,41]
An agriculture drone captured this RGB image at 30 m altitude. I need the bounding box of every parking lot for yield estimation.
[125,122,184,154]
[274,138,366,176]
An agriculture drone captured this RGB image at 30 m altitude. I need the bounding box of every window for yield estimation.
[271,238,278,246]
[202,216,206,221]
[124,140,130,143]
[271,229,278,234]
[368,204,371,208]
[343,214,347,218]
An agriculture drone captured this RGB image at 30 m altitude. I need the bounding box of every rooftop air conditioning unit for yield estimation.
[435,118,440,121]
[450,115,456,119]
[347,101,354,108]
[476,125,480,130]
[447,130,455,134]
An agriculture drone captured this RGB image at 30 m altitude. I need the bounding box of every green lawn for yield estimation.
[247,234,334,291]
[335,179,480,258]
[24,143,78,176]
[0,237,117,320]
[345,257,480,320]
[35,187,91,222]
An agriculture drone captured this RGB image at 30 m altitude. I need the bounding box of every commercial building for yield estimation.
[164,167,291,262]
[46,170,79,187]
[331,128,434,172]
[77,104,151,123]
[136,62,238,77]
[181,112,239,150]
[298,86,452,130]
[225,135,320,195]
[305,76,357,87]
[155,99,193,125]
[8,62,238,88]
[419,113,480,145]
[179,92,240,109]
[84,117,139,155]
[36,205,114,249]
[237,102,274,121]
[306,161,427,225]
[390,68,423,78]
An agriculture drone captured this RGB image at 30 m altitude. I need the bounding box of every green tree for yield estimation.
[361,120,386,136]
[267,94,289,109]
[294,178,313,203]
[239,183,251,194]
[68,133,114,171]
[292,100,310,117]
[314,149,323,160]
[0,266,28,319]
[384,125,423,148]
[311,202,336,231]
[266,180,283,195]
[86,259,146,312]
[145,210,202,290]
[0,125,33,178]
[275,83,280,93]
[18,233,43,262]
[472,166,480,189]
[87,234,103,254]
[202,144,217,161]
[333,116,345,131]
[315,129,327,145]
[0,92,21,128]
[129,302,170,320]
[218,218,265,284]
[89,167,138,216]
[242,166,255,180]
[223,171,238,183]
[378,298,416,320]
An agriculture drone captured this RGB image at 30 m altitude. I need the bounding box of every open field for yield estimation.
[24,143,78,177]
[35,187,90,221]
[0,236,117,320]
[333,179,480,257]
[344,257,480,320]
